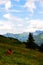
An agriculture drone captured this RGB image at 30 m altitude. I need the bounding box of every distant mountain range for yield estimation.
[33,30,43,45]
[3,32,29,42]
[3,30,43,45]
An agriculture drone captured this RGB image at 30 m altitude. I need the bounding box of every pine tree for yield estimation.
[26,33,37,49]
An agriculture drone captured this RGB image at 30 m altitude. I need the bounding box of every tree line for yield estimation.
[25,33,43,52]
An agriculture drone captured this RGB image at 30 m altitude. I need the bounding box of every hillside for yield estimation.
[0,35,21,46]
[0,43,43,65]
[0,35,43,65]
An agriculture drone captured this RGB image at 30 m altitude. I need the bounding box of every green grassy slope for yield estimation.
[0,43,43,65]
[0,35,21,46]
[0,35,43,65]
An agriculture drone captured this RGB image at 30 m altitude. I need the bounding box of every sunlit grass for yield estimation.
[0,43,43,65]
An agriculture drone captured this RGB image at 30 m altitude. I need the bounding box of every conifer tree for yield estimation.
[26,33,37,49]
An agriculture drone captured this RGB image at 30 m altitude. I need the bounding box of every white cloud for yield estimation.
[17,24,23,27]
[0,20,17,34]
[0,21,24,34]
[26,19,43,32]
[24,0,36,13]
[1,13,25,34]
[0,13,43,34]
[5,0,11,11]
[23,0,43,13]
[0,0,10,5]
[0,21,12,29]
[0,0,43,34]
[0,0,6,5]
[3,13,11,20]
[0,0,12,12]
[0,0,21,13]
[3,13,24,23]
[39,0,43,6]
[0,0,43,13]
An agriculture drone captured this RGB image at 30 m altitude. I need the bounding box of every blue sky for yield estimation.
[0,0,43,34]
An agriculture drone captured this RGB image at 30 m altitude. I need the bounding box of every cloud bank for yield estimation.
[0,13,43,34]
[0,0,43,34]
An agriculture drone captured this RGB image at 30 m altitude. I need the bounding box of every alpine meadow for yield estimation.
[0,0,43,65]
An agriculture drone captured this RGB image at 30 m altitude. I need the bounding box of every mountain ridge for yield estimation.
[3,30,43,45]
